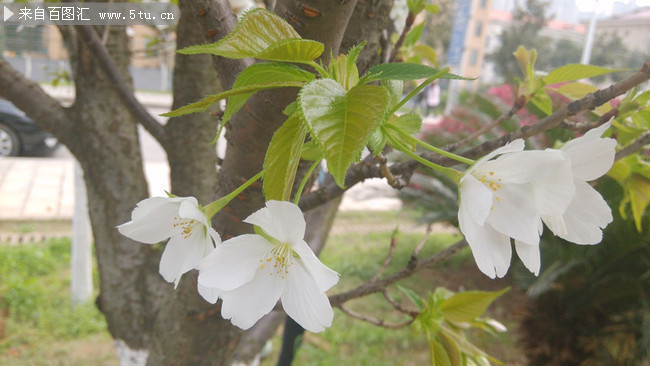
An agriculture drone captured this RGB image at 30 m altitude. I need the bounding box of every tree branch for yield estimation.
[616,132,650,161]
[69,23,168,144]
[300,62,650,211]
[0,58,71,136]
[338,304,414,329]
[330,239,467,306]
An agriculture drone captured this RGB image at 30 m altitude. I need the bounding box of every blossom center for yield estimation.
[173,217,201,239]
[259,243,294,279]
[476,171,503,210]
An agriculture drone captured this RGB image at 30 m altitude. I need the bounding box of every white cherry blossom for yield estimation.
[542,122,615,244]
[117,196,220,287]
[458,140,575,278]
[458,123,616,278]
[198,200,339,333]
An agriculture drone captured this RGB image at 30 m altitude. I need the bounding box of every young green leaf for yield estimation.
[327,42,366,90]
[544,64,628,85]
[300,140,323,161]
[161,81,304,117]
[178,8,324,63]
[223,63,315,125]
[404,23,425,48]
[383,80,404,108]
[263,114,308,201]
[365,63,471,82]
[429,338,452,366]
[439,287,509,324]
[300,79,389,187]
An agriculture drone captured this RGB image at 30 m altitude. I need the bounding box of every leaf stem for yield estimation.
[203,171,264,219]
[388,67,450,115]
[307,61,329,79]
[385,124,475,166]
[385,132,462,184]
[294,160,322,205]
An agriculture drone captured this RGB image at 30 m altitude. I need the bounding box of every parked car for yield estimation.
[0,98,58,157]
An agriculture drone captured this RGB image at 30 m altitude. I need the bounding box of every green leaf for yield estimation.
[328,43,365,90]
[397,285,425,310]
[300,79,389,187]
[368,128,387,156]
[440,326,503,365]
[383,80,404,108]
[412,44,439,67]
[438,331,462,366]
[544,64,628,85]
[178,8,324,63]
[404,23,424,48]
[223,63,315,124]
[162,81,304,117]
[529,92,553,116]
[390,112,422,133]
[263,114,308,201]
[365,63,472,82]
[300,140,323,161]
[439,288,509,323]
[627,174,650,232]
[424,4,440,13]
[383,113,423,152]
[429,338,452,366]
[407,0,426,14]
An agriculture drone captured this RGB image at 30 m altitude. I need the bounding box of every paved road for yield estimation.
[1,92,401,221]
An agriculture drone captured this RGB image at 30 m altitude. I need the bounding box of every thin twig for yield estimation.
[383,289,418,316]
[446,101,522,151]
[389,12,415,62]
[338,304,414,329]
[376,153,402,188]
[616,131,650,160]
[371,228,399,282]
[412,223,433,259]
[330,239,468,307]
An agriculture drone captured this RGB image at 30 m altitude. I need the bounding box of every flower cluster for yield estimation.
[458,123,616,278]
[118,198,338,333]
[117,123,616,332]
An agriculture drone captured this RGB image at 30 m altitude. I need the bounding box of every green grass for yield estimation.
[261,217,504,366]
[0,212,524,365]
[0,238,111,365]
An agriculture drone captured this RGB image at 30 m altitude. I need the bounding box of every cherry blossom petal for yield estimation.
[116,197,185,243]
[179,198,210,227]
[197,283,222,304]
[198,234,272,291]
[460,173,493,225]
[291,240,339,292]
[466,139,525,176]
[159,228,211,287]
[514,240,541,276]
[550,180,613,244]
[281,262,334,333]
[486,184,542,245]
[244,200,307,243]
[219,271,285,330]
[458,207,512,279]
[561,123,616,181]
[477,150,570,186]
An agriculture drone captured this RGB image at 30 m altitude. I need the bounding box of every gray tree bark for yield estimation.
[0,0,394,364]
